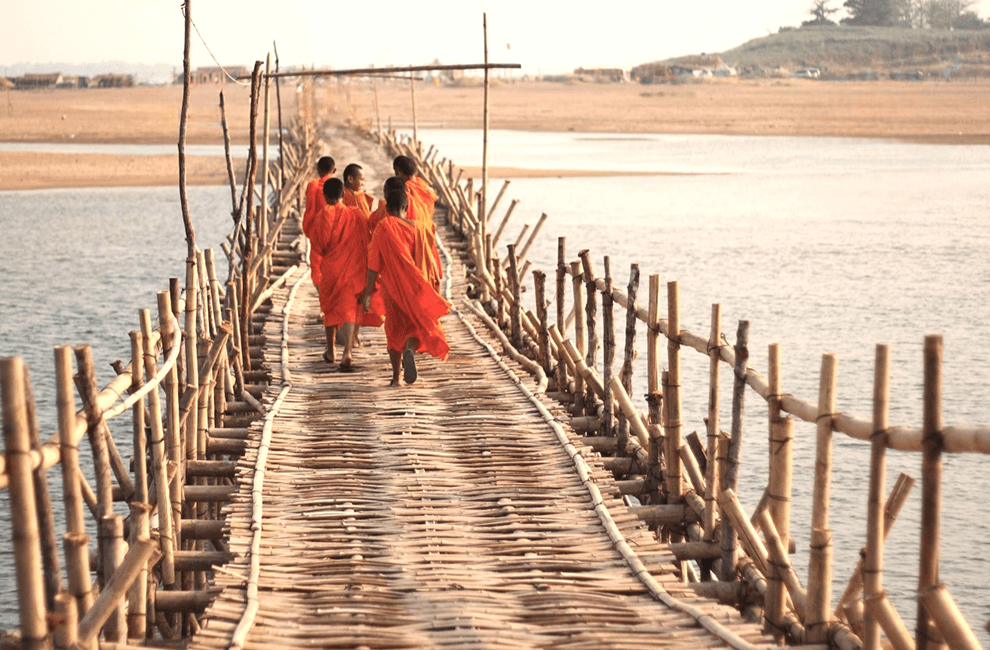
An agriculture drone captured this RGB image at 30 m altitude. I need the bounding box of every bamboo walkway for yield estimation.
[185,205,777,650]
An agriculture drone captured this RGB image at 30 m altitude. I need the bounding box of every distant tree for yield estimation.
[803,0,840,25]
[953,9,988,28]
[842,0,895,24]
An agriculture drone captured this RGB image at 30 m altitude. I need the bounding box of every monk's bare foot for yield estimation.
[389,376,400,387]
[323,349,334,364]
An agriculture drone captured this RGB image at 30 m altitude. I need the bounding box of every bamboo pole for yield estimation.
[533,270,551,376]
[918,584,981,650]
[863,344,890,650]
[409,71,418,146]
[555,238,568,393]
[807,352,838,644]
[177,0,197,258]
[129,333,148,505]
[76,538,156,647]
[101,514,127,641]
[0,357,48,649]
[647,275,662,426]
[480,13,489,258]
[506,244,522,347]
[719,488,770,577]
[491,199,519,246]
[140,314,176,586]
[759,509,807,620]
[54,590,78,650]
[618,264,640,452]
[486,180,510,224]
[666,281,683,498]
[721,320,749,581]
[126,503,150,640]
[602,257,615,438]
[260,54,271,257]
[704,304,721,541]
[865,591,916,650]
[273,41,286,195]
[917,335,944,650]
[766,343,792,637]
[54,347,94,617]
[23,366,62,611]
[579,251,598,416]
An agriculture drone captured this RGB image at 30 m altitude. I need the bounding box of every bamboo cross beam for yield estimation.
[248,62,522,80]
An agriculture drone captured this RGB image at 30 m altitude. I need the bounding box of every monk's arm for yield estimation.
[362,269,379,312]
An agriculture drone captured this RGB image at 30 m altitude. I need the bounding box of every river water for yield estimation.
[1,132,988,641]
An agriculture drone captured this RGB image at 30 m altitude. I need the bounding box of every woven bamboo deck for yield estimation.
[186,185,778,649]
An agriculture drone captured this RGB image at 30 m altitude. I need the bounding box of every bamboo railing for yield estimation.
[0,56,315,648]
[380,129,990,650]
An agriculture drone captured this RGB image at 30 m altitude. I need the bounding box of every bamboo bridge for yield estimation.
[2,82,990,650]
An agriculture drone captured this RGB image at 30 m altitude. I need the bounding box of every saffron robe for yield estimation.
[368,216,450,359]
[312,203,384,328]
[343,188,374,218]
[303,175,331,286]
[404,176,443,287]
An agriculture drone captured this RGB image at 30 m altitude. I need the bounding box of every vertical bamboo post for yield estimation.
[721,319,749,581]
[571,261,586,410]
[864,344,890,650]
[126,503,150,640]
[372,74,382,138]
[618,264,640,453]
[533,270,551,376]
[507,244,523,347]
[492,253,505,328]
[579,250,598,416]
[703,304,721,541]
[409,71,418,146]
[666,281,683,499]
[807,352,838,644]
[647,275,662,425]
[177,0,198,258]
[129,332,148,505]
[23,366,62,610]
[766,343,792,636]
[1,357,49,649]
[101,514,127,640]
[140,315,176,586]
[54,347,94,617]
[480,13,489,256]
[865,591,916,650]
[602,257,615,438]
[917,335,944,650]
[260,53,271,255]
[54,590,78,650]
[555,238,568,393]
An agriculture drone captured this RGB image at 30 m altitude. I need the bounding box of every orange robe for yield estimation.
[312,203,385,328]
[343,188,374,218]
[368,216,450,359]
[303,175,331,287]
[404,176,443,287]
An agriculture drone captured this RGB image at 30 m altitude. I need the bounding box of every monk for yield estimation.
[392,155,443,289]
[303,156,335,288]
[363,189,450,386]
[312,179,384,369]
[368,176,407,233]
[342,163,374,218]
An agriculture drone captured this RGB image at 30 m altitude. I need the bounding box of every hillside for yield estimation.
[637,26,990,80]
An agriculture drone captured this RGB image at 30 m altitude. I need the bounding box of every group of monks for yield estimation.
[301,154,450,386]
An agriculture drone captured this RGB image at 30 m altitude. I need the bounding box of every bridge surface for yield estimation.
[186,131,776,650]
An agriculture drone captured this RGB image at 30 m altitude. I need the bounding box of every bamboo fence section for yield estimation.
[378,126,990,649]
[0,50,316,647]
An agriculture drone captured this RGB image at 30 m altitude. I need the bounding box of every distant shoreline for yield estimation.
[1,80,988,190]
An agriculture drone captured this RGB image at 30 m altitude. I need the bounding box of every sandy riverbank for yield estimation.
[1,79,988,190]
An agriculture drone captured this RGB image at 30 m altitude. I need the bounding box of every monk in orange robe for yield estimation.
[368,176,407,233]
[393,155,442,289]
[342,163,374,218]
[363,188,450,386]
[312,179,384,369]
[303,156,335,288]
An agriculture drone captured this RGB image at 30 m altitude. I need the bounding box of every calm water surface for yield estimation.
[1,131,989,641]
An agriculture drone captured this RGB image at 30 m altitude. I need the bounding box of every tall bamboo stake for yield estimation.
[917,335,943,650]
[571,261,586,410]
[807,352,838,644]
[54,590,78,650]
[555,238,568,392]
[126,503,150,640]
[0,357,48,648]
[864,344,890,650]
[703,304,721,542]
[507,244,522,347]
[23,366,62,611]
[918,584,981,650]
[177,0,197,258]
[766,343,792,636]
[409,71,418,145]
[666,281,683,498]
[219,91,239,224]
[372,74,382,138]
[480,13,490,258]
[618,264,640,452]
[273,41,286,194]
[260,53,271,258]
[101,514,127,640]
[129,331,148,505]
[721,320,749,581]
[54,347,93,617]
[491,199,519,246]
[602,257,615,438]
[579,251,598,416]
[647,275,662,426]
[533,270,551,376]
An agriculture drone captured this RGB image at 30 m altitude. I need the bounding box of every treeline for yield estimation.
[808,0,989,29]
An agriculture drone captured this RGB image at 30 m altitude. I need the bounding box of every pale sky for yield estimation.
[3,1,990,77]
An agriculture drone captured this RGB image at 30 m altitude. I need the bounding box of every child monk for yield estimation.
[303,156,335,288]
[369,176,407,233]
[342,163,374,217]
[363,188,450,386]
[312,179,384,369]
[392,156,443,290]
